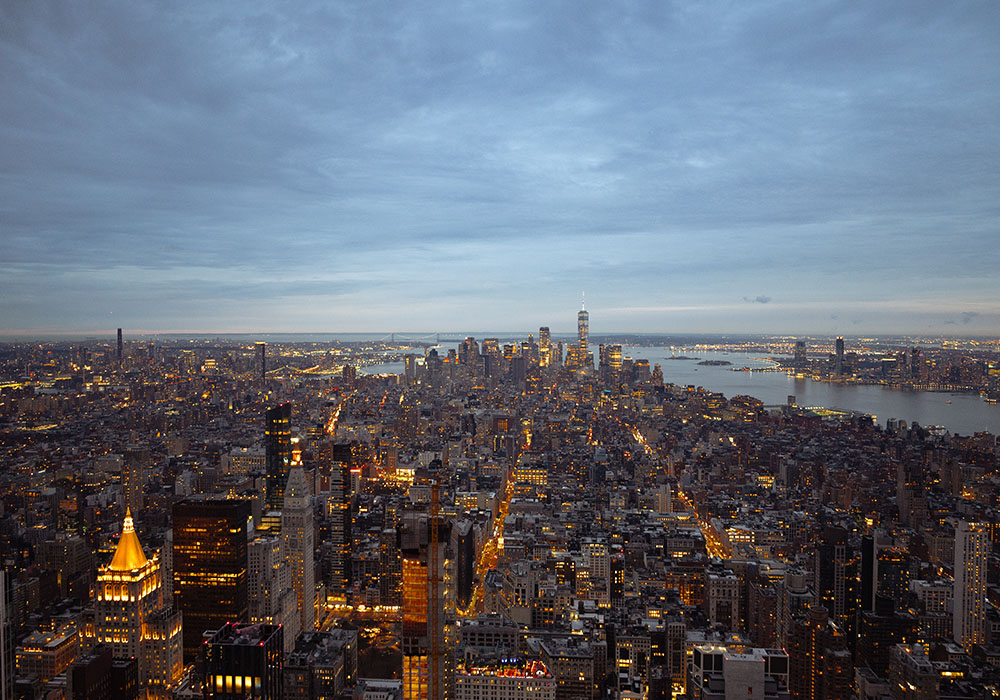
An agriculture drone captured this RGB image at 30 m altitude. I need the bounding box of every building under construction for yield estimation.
[399,500,453,700]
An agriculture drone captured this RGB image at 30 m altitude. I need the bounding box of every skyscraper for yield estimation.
[794,340,807,368]
[282,466,316,634]
[172,498,250,661]
[1,569,15,700]
[81,510,183,697]
[400,511,451,700]
[122,447,148,516]
[538,326,551,367]
[834,336,845,376]
[116,328,123,366]
[247,534,299,653]
[813,525,858,640]
[787,604,852,700]
[256,342,266,382]
[326,444,353,600]
[577,297,589,358]
[954,520,988,650]
[265,403,292,514]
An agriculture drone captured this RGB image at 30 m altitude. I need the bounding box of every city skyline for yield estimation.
[2,2,999,335]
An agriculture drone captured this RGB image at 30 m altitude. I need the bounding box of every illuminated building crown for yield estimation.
[108,508,149,571]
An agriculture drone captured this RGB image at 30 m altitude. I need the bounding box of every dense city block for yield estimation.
[1,316,999,700]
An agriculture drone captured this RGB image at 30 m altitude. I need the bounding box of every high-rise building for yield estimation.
[954,520,989,650]
[172,498,250,661]
[705,565,741,632]
[787,604,852,700]
[342,363,357,387]
[80,510,183,697]
[577,298,590,372]
[480,338,500,360]
[877,548,910,604]
[1,569,13,700]
[452,519,475,611]
[36,534,93,598]
[793,340,807,368]
[203,622,284,700]
[813,526,858,639]
[857,595,917,676]
[327,444,353,600]
[860,535,877,614]
[265,403,292,514]
[599,343,622,382]
[400,511,451,700]
[282,467,316,634]
[247,535,299,653]
[834,337,845,376]
[256,342,267,382]
[538,327,551,367]
[122,447,149,516]
[459,337,479,366]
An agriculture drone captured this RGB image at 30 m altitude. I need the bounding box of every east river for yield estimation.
[362,345,1000,437]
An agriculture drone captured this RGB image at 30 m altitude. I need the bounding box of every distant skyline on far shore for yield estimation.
[1,328,996,344]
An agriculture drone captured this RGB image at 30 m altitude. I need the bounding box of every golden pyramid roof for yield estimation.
[108,509,149,571]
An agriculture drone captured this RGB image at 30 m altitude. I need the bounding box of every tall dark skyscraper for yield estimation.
[860,535,876,613]
[1,569,13,700]
[256,341,266,382]
[814,525,858,642]
[265,403,292,513]
[116,328,123,366]
[452,519,475,610]
[794,340,807,368]
[834,336,845,376]
[327,443,353,599]
[172,498,250,661]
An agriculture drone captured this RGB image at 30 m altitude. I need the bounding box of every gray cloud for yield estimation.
[744,296,772,304]
[2,0,999,333]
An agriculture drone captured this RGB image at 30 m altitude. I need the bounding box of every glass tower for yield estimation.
[265,403,292,512]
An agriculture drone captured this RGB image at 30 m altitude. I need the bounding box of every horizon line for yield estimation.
[0,328,997,341]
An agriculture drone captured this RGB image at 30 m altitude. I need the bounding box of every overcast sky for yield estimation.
[2,1,998,336]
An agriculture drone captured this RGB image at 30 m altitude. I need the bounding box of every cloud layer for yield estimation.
[2,1,999,334]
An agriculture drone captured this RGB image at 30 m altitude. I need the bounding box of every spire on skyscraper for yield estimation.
[109,508,148,571]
